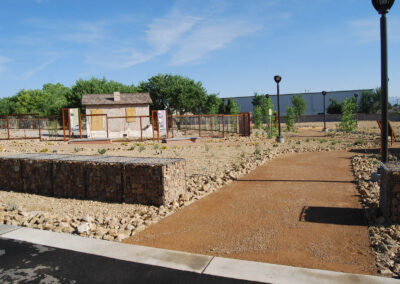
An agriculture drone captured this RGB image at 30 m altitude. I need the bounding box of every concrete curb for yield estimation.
[0,224,397,283]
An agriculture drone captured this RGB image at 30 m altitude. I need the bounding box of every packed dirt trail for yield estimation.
[124,150,377,275]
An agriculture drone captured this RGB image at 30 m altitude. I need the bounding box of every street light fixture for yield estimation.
[274,75,284,143]
[372,0,395,163]
[322,91,327,132]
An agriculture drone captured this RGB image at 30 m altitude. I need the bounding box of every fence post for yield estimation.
[198,116,201,137]
[171,115,174,138]
[38,115,41,141]
[106,114,109,138]
[68,109,71,140]
[140,116,143,141]
[222,115,225,137]
[6,115,10,140]
[79,109,82,139]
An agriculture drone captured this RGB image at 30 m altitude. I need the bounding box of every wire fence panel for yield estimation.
[0,114,41,140]
[39,116,64,141]
[166,113,251,139]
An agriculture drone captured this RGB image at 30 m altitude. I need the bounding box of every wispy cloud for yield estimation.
[349,18,400,43]
[171,20,257,65]
[22,56,61,79]
[0,55,10,72]
[62,21,106,44]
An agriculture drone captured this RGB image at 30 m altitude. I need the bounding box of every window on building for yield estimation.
[126,107,136,122]
[91,109,103,131]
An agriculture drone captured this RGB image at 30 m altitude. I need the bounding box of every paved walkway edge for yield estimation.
[0,224,397,283]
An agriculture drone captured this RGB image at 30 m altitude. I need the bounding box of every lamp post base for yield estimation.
[276,136,285,143]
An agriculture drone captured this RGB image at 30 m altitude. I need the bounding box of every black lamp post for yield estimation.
[322,91,327,132]
[372,0,395,163]
[274,75,284,143]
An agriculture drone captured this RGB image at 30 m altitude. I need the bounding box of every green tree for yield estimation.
[327,99,342,114]
[203,93,223,114]
[338,98,358,133]
[285,107,296,132]
[69,77,137,111]
[359,88,381,114]
[252,92,274,123]
[291,95,306,121]
[222,98,240,114]
[138,74,208,115]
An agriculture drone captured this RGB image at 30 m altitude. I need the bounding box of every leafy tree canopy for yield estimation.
[138,74,208,115]
[291,95,306,121]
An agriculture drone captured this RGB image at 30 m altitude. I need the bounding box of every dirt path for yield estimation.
[124,151,377,275]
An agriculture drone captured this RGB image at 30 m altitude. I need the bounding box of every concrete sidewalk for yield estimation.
[0,224,397,283]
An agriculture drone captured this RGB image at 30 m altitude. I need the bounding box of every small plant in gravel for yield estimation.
[305,138,310,142]
[161,145,168,150]
[139,145,145,152]
[319,139,328,144]
[52,150,57,153]
[273,144,278,147]
[128,146,135,151]
[354,138,364,146]
[153,144,159,150]
[241,151,245,158]
[40,148,48,152]
[205,144,210,152]
[296,141,301,144]
[121,142,128,146]
[74,147,80,153]
[331,140,337,145]
[7,202,18,211]
[98,148,107,155]
[0,146,3,152]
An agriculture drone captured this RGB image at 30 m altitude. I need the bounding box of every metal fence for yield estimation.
[0,112,251,141]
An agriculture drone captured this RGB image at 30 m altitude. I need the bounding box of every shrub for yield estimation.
[98,148,107,155]
[327,99,342,114]
[128,146,135,151]
[153,144,159,150]
[291,95,306,122]
[40,148,48,152]
[354,138,364,145]
[338,98,358,133]
[74,147,80,153]
[139,145,145,152]
[161,145,168,150]
[305,138,310,142]
[285,107,296,132]
[253,105,263,129]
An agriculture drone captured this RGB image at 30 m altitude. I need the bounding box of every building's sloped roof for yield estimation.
[82,93,152,106]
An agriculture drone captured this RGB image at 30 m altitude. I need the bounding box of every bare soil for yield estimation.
[124,150,377,275]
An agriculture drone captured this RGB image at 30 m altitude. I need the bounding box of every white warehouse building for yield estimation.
[224,89,373,116]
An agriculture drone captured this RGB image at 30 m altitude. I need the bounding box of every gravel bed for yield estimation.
[352,154,400,277]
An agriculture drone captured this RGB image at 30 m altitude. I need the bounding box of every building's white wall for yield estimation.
[85,104,153,138]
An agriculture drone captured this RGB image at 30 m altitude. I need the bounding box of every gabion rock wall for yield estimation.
[380,163,400,223]
[0,154,185,206]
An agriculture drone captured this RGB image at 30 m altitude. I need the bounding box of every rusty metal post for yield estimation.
[171,115,174,138]
[105,114,109,138]
[62,109,66,142]
[6,115,10,140]
[222,115,225,137]
[68,109,71,140]
[140,116,143,141]
[198,115,201,137]
[166,111,169,138]
[38,115,41,141]
[78,109,82,139]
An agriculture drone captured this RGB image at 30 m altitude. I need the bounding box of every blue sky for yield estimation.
[0,0,399,101]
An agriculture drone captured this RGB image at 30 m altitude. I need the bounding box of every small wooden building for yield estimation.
[82,92,153,139]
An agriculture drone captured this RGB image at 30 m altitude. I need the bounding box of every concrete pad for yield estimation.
[1,227,212,273]
[0,225,21,235]
[204,257,397,284]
